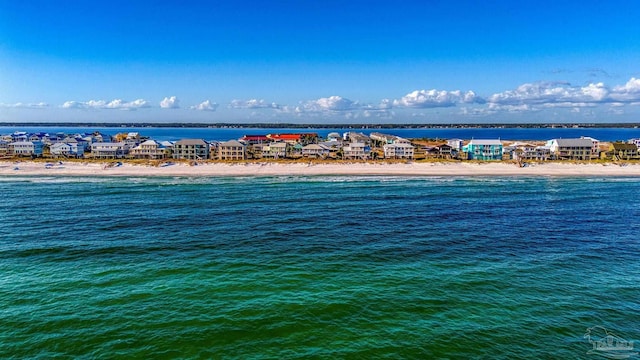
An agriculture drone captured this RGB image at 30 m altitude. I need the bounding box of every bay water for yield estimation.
[1,175,638,358]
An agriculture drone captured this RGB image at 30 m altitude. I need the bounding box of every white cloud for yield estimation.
[0,102,49,109]
[487,78,640,110]
[191,100,219,111]
[610,77,640,102]
[488,103,539,113]
[61,101,87,109]
[160,96,180,109]
[297,95,359,112]
[61,99,150,110]
[393,89,482,108]
[229,99,280,109]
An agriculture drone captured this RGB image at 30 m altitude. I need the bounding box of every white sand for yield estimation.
[2,160,640,177]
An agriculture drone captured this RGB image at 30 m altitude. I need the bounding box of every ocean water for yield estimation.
[0,175,638,359]
[3,125,640,142]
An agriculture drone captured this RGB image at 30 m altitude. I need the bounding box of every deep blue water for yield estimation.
[0,175,639,358]
[2,126,640,142]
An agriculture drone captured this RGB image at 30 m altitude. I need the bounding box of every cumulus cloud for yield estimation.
[191,100,219,111]
[61,99,150,110]
[160,96,180,109]
[610,77,640,102]
[0,102,49,109]
[393,89,483,108]
[229,99,280,109]
[487,78,640,110]
[292,96,359,113]
[309,96,357,111]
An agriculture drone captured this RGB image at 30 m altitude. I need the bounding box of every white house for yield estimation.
[343,142,370,159]
[50,142,84,157]
[91,142,129,159]
[383,143,415,159]
[130,139,168,159]
[9,141,44,157]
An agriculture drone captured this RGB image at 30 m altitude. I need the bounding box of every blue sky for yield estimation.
[1,0,639,123]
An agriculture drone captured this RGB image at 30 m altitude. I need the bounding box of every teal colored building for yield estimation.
[462,139,503,160]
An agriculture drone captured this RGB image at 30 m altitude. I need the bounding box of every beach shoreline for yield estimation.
[2,160,640,177]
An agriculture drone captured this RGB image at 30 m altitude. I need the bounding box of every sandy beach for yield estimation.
[2,160,640,177]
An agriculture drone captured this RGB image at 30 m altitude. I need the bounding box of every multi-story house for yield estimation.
[609,142,639,160]
[383,143,415,159]
[91,142,129,159]
[173,139,209,160]
[262,142,288,159]
[462,139,503,160]
[130,140,168,159]
[50,142,84,158]
[218,140,246,160]
[9,141,44,157]
[547,138,594,160]
[302,144,330,158]
[580,136,601,158]
[343,142,370,159]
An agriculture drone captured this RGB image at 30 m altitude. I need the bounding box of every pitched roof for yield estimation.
[555,138,593,147]
[612,142,637,151]
[219,140,245,147]
[467,139,502,145]
[175,139,207,146]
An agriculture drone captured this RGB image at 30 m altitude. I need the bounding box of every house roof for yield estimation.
[303,144,325,150]
[268,134,301,141]
[612,142,637,151]
[241,135,269,141]
[175,139,207,146]
[555,138,593,147]
[467,139,502,145]
[384,143,414,149]
[219,140,245,147]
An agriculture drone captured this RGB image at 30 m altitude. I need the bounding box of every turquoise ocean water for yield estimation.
[1,175,639,359]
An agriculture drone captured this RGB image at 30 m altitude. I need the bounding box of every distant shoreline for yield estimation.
[3,159,640,177]
[1,122,640,129]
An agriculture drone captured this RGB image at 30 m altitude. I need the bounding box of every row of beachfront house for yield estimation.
[2,130,640,161]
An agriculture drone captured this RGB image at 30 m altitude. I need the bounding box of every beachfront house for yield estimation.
[218,140,246,160]
[609,142,639,160]
[448,139,464,151]
[130,139,169,159]
[342,142,370,160]
[302,144,330,158]
[57,136,89,153]
[462,139,503,160]
[50,142,84,158]
[173,139,209,160]
[262,142,288,159]
[580,136,601,158]
[91,142,129,159]
[9,141,44,157]
[547,138,593,160]
[383,143,415,159]
[435,144,453,159]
